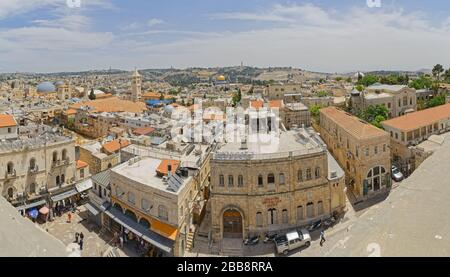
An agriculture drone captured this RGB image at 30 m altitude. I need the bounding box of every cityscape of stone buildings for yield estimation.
[1,63,450,258]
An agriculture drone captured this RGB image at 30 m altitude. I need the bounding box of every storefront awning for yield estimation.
[16,199,47,211]
[104,207,174,254]
[84,202,101,216]
[75,179,93,193]
[51,189,78,203]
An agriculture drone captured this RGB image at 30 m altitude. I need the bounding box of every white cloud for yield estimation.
[148,18,164,27]
[0,3,449,73]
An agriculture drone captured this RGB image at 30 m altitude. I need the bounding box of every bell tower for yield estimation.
[131,68,142,101]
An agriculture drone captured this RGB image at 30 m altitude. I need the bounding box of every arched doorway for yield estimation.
[113,203,123,212]
[222,208,243,239]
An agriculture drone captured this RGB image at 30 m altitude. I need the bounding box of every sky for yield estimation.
[0,0,449,73]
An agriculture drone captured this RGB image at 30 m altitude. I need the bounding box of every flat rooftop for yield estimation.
[111,157,192,194]
[214,128,326,160]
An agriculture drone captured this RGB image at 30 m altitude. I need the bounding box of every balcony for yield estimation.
[5,170,17,180]
[29,165,39,174]
[52,159,70,168]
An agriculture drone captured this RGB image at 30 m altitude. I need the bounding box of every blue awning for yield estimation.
[104,207,174,254]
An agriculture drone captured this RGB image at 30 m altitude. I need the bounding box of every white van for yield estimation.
[275,229,311,255]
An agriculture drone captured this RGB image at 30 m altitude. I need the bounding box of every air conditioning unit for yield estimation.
[17,192,24,198]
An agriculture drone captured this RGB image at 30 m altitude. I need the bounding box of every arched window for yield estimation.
[52,151,58,162]
[56,176,60,185]
[282,209,289,224]
[30,158,36,170]
[7,187,14,199]
[108,163,112,169]
[315,167,321,179]
[62,149,67,161]
[7,162,14,174]
[267,173,275,184]
[158,205,169,221]
[61,174,65,184]
[128,192,135,205]
[306,168,312,180]
[238,175,244,187]
[268,208,278,225]
[258,175,263,187]
[298,170,303,181]
[256,212,263,227]
[306,202,315,218]
[279,173,285,185]
[318,201,324,215]
[297,206,304,221]
[219,175,224,187]
[228,175,234,187]
[141,198,151,211]
[139,218,151,229]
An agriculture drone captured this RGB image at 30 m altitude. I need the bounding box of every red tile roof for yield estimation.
[382,103,450,132]
[156,160,180,176]
[102,139,130,154]
[76,160,88,169]
[320,107,388,139]
[133,127,156,136]
[0,114,17,128]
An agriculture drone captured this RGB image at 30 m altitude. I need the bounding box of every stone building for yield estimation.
[350,84,417,118]
[382,103,450,175]
[78,141,121,175]
[104,143,212,257]
[265,84,303,100]
[0,123,77,212]
[320,107,391,202]
[210,128,345,243]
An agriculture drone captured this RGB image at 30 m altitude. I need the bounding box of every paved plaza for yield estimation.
[40,206,139,257]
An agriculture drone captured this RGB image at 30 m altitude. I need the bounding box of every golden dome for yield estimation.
[217,75,225,81]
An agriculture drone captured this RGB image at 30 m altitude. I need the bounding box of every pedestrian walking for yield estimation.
[80,232,84,241]
[79,238,84,250]
[320,230,326,247]
[67,212,72,223]
[75,232,79,243]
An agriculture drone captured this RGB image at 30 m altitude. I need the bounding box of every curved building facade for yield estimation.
[210,128,346,242]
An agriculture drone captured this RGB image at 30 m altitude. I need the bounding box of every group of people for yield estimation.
[75,232,85,250]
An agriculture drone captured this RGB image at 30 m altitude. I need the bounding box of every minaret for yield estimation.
[131,68,142,101]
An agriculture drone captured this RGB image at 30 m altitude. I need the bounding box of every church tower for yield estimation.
[131,68,142,101]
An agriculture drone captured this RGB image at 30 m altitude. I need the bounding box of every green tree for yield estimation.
[426,94,446,108]
[335,77,343,82]
[88,88,96,100]
[355,85,365,92]
[310,104,323,123]
[346,77,352,83]
[409,76,433,90]
[432,64,445,81]
[357,74,379,87]
[317,91,330,97]
[232,89,242,106]
[359,105,389,129]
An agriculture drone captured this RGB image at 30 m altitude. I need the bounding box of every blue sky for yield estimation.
[0,0,449,73]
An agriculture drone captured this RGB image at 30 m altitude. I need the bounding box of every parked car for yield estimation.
[274,229,311,255]
[391,165,404,182]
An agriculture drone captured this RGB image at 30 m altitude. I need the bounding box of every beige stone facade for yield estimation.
[210,129,345,242]
[320,107,391,201]
[0,133,76,206]
[351,85,417,118]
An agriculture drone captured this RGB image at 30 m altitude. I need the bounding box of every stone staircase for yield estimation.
[186,230,195,251]
[103,246,119,257]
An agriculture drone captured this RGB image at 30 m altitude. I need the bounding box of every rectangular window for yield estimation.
[228,175,234,187]
[318,201,324,215]
[282,209,289,224]
[219,175,224,187]
[258,175,263,187]
[365,148,369,156]
[256,212,263,227]
[374,146,378,155]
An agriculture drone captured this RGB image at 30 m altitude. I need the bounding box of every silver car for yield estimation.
[391,166,404,182]
[275,229,311,255]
